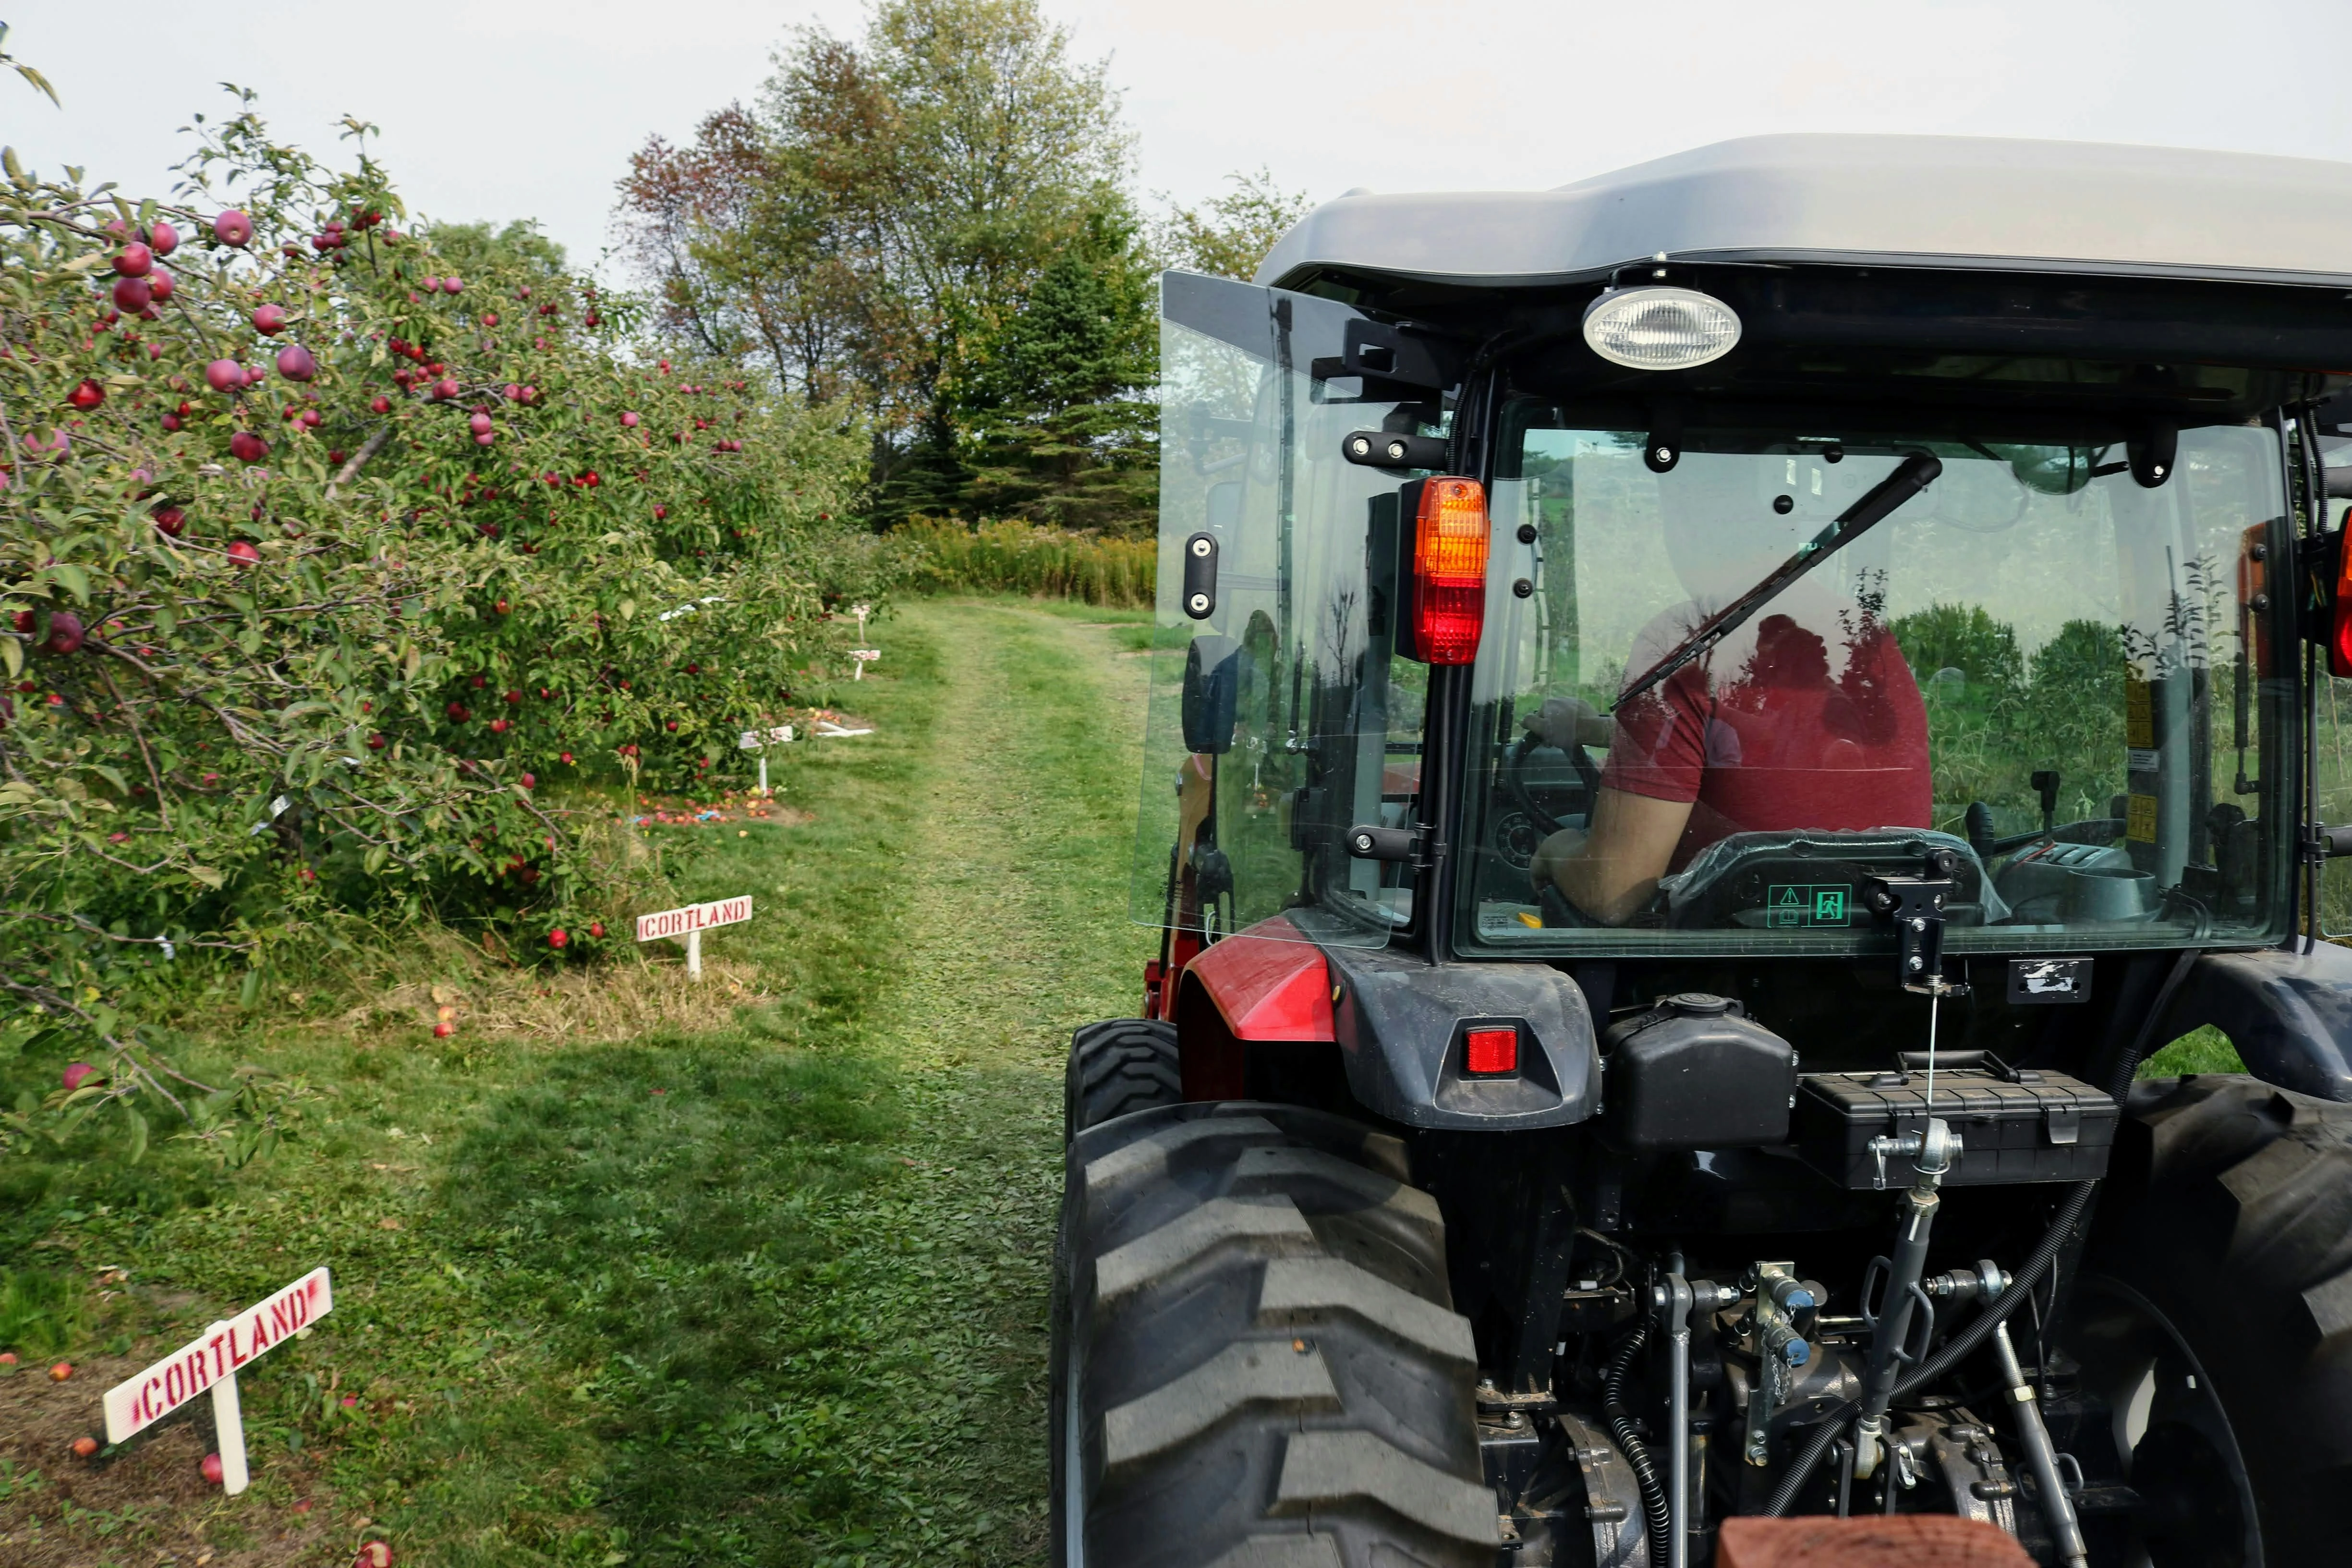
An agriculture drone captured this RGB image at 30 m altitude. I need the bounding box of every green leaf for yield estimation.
[1,638,19,679]
[48,562,90,603]
[187,865,227,889]
[124,1106,149,1165]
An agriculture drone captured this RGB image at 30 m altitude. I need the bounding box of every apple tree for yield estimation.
[0,100,886,1159]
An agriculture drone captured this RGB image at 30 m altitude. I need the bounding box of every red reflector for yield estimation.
[1465,1026,1517,1075]
[1411,477,1489,665]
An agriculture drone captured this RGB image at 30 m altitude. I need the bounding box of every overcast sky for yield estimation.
[11,0,2352,281]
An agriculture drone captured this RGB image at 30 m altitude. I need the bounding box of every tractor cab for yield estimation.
[1061,136,2352,1568]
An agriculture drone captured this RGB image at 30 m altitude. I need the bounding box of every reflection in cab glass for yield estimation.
[1467,414,2288,951]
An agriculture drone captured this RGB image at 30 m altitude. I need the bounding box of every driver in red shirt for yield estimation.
[1530,463,1933,924]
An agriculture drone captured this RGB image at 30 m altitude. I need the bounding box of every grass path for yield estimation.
[0,598,1154,1568]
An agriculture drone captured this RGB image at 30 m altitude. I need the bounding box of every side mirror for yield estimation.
[1182,635,1248,755]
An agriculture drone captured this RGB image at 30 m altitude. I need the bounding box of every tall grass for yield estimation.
[897,516,1157,607]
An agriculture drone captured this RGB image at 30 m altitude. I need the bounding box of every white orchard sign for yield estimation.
[104,1265,333,1495]
[636,895,753,980]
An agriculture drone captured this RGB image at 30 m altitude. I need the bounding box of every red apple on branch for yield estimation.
[213,210,253,246]
[41,612,83,654]
[113,242,153,277]
[149,219,179,255]
[277,344,317,381]
[253,304,288,335]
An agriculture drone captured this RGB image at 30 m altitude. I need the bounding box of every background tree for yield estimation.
[616,105,865,405]
[616,0,1152,525]
[424,217,569,280]
[958,203,1156,531]
[1159,167,1312,282]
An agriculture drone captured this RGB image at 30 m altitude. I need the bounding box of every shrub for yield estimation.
[1891,601,2024,692]
[897,516,1153,606]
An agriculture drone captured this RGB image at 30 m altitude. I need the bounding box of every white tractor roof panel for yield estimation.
[1257,134,2352,290]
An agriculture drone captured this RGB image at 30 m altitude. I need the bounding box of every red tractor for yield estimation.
[1052,134,2352,1568]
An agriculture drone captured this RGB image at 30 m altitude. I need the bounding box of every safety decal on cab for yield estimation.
[1765,885,1851,927]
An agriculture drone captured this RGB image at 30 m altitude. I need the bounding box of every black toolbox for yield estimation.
[1793,1060,2117,1190]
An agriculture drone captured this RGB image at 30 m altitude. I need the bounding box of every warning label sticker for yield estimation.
[1764,884,1852,928]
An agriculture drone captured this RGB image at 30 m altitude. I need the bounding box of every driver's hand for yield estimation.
[1524,696,1611,753]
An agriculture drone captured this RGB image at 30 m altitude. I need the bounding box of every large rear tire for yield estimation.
[2085,1075,2352,1565]
[1066,1019,1183,1140]
[1050,1102,1496,1568]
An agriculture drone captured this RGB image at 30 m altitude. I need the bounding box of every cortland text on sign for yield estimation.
[104,1266,333,1445]
[634,895,753,944]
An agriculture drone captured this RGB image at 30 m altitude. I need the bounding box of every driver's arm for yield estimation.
[1530,787,1693,925]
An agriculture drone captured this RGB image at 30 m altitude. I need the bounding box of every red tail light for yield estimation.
[2332,523,2352,678]
[1406,477,1490,665]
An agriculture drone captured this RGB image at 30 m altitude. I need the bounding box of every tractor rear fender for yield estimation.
[1176,918,1601,1129]
[2154,945,2352,1101]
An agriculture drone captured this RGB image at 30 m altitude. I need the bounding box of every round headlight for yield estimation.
[1581,286,1741,370]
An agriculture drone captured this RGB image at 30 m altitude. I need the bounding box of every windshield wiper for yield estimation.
[1611,452,1942,712]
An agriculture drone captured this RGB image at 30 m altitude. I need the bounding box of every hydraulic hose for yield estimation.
[1764,948,2200,1516]
[1603,1321,1672,1566]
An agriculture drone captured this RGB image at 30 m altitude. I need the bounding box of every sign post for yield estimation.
[636,895,753,980]
[849,605,878,680]
[738,725,794,796]
[104,1266,332,1495]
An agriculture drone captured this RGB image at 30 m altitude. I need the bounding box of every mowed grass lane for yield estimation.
[439,599,1154,1567]
[0,598,1152,1568]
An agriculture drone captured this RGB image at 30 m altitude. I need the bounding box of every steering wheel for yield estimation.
[1503,730,1601,838]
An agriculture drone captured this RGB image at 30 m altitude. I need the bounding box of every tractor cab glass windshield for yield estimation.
[1460,408,2293,954]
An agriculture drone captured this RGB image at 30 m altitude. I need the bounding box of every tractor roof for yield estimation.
[1258,134,2352,293]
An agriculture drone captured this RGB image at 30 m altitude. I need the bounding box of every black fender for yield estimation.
[1321,943,1601,1129]
[2154,945,2352,1101]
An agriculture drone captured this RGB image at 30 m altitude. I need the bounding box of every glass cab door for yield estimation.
[1134,272,1450,949]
